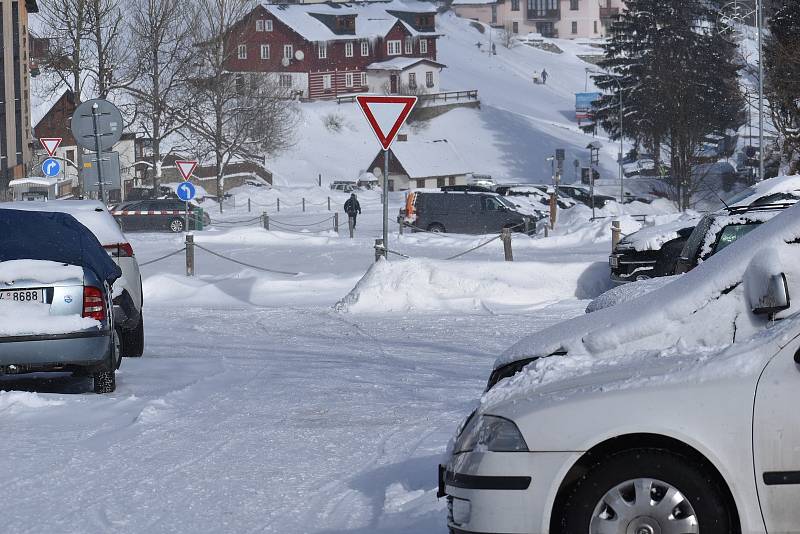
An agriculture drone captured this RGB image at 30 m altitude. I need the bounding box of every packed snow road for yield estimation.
[0,293,584,533]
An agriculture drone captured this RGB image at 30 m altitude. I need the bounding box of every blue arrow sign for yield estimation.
[176,181,196,202]
[42,158,61,177]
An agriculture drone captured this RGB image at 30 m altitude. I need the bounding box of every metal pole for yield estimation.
[383,149,389,260]
[757,0,765,182]
[184,200,189,233]
[619,84,624,203]
[91,103,105,204]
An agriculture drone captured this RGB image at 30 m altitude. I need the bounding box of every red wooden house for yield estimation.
[226,0,441,100]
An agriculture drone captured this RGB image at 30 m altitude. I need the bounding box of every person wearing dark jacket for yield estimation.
[344,193,362,229]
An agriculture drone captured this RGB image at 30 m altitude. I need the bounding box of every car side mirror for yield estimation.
[753,273,791,315]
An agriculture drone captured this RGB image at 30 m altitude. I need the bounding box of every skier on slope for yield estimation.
[344,193,362,229]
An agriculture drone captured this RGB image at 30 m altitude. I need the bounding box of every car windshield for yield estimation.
[714,223,760,253]
[497,196,516,209]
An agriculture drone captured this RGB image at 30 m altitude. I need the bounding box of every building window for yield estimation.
[318,43,327,59]
[415,179,425,188]
[238,44,247,59]
[513,21,519,33]
[361,40,369,56]
[408,72,416,89]
[284,44,293,59]
[345,42,354,57]
[361,72,368,86]
[419,39,428,54]
[345,72,354,87]
[266,20,273,31]
[491,5,497,24]
[261,44,270,60]
[448,177,456,186]
[322,74,333,90]
[280,74,292,88]
[256,19,265,31]
[437,177,445,188]
[527,0,558,19]
[571,21,578,34]
[425,71,434,88]
[570,0,579,10]
[387,40,401,56]
[405,37,413,55]
[511,0,520,10]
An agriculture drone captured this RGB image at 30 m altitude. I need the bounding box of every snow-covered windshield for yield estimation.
[497,196,517,209]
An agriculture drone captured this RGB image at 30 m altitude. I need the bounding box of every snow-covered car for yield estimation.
[558,185,616,209]
[4,201,145,358]
[725,173,800,207]
[440,202,800,534]
[0,209,122,393]
[496,185,577,210]
[610,218,698,284]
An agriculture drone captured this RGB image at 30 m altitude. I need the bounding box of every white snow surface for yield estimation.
[0,260,83,285]
[0,300,99,336]
[586,276,678,313]
[619,214,699,252]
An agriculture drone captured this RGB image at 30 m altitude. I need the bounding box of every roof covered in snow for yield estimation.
[451,0,496,5]
[386,139,472,179]
[263,0,439,42]
[366,57,446,70]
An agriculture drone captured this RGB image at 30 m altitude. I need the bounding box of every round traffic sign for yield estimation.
[176,181,196,202]
[70,99,124,151]
[42,158,61,177]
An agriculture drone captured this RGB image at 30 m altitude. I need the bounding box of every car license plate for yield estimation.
[609,256,619,269]
[0,289,46,303]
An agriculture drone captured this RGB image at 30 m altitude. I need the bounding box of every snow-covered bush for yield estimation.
[323,113,345,133]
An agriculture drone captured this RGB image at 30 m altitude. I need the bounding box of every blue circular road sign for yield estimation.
[42,158,61,177]
[176,181,196,202]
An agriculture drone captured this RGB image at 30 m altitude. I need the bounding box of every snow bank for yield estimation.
[0,260,82,284]
[0,391,65,414]
[0,301,99,336]
[336,258,611,314]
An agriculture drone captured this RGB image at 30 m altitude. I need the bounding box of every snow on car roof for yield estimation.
[727,174,800,207]
[0,260,83,285]
[1,200,126,246]
[619,215,699,252]
[494,202,800,374]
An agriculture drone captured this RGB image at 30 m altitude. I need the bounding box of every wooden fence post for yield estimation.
[302,198,306,212]
[612,220,621,252]
[399,209,406,235]
[502,228,513,262]
[185,234,195,276]
[375,239,385,262]
[327,197,331,211]
[248,198,251,212]
[334,212,339,233]
[262,212,269,231]
[523,216,532,236]
[277,198,280,212]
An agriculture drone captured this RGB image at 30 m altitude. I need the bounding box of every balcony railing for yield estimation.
[599,6,620,19]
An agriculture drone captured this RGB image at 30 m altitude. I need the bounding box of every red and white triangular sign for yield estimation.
[40,138,62,157]
[356,95,417,151]
[176,160,198,181]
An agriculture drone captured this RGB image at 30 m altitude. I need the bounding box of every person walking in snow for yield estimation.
[541,69,548,85]
[344,193,362,229]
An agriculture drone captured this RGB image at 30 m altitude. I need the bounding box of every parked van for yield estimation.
[403,191,537,234]
[440,203,800,534]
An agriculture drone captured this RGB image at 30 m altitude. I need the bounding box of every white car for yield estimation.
[441,203,800,534]
[3,201,144,358]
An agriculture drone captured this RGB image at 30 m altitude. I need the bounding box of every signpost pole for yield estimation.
[382,149,389,261]
[91,103,105,203]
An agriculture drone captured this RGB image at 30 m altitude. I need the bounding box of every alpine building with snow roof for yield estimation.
[226,0,442,100]
[365,138,472,191]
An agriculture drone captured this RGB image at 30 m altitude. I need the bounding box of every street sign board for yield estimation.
[176,160,198,181]
[42,158,61,177]
[356,95,417,151]
[82,151,121,192]
[40,138,62,157]
[71,99,124,151]
[176,181,196,202]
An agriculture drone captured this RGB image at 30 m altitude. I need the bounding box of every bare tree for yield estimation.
[85,0,132,98]
[126,0,197,193]
[188,0,298,202]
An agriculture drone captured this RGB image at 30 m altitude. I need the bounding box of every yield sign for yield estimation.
[356,95,417,151]
[175,160,198,181]
[40,138,62,157]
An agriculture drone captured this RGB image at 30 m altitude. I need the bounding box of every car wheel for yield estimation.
[93,330,119,394]
[427,223,446,233]
[120,316,144,358]
[558,449,733,534]
[169,218,185,233]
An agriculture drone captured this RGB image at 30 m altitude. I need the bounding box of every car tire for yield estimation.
[169,218,185,233]
[427,223,446,233]
[93,330,119,394]
[120,316,145,358]
[558,448,734,534]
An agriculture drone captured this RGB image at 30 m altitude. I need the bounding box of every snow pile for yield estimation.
[0,301,99,336]
[0,392,66,414]
[0,260,82,284]
[336,258,611,314]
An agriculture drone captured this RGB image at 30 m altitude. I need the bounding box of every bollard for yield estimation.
[544,224,549,238]
[302,198,306,212]
[318,173,322,187]
[375,238,385,262]
[348,215,354,239]
[502,228,513,262]
[612,220,621,251]
[248,198,251,212]
[327,197,331,211]
[549,192,557,230]
[523,216,532,236]
[277,198,280,212]
[185,234,195,276]
[399,209,406,236]
[219,199,223,214]
[262,212,269,231]
[333,212,339,233]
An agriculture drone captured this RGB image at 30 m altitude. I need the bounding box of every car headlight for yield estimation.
[453,415,528,454]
